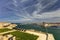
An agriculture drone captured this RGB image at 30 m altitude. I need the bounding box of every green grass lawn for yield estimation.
[0,28,12,33]
[10,31,38,40]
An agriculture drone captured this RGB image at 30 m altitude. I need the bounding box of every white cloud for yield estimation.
[31,0,58,19]
[13,0,17,7]
[15,9,60,22]
[32,9,60,19]
[20,0,28,2]
[5,18,31,23]
[12,0,59,22]
[2,9,60,23]
[33,0,58,14]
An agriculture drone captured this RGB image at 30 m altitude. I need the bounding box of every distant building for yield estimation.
[42,22,60,27]
[0,22,17,29]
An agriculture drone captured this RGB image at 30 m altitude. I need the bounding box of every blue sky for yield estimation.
[0,0,60,23]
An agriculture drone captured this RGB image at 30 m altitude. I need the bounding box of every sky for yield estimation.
[0,0,60,23]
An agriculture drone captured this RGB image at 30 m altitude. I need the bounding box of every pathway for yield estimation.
[0,30,16,35]
[25,30,55,40]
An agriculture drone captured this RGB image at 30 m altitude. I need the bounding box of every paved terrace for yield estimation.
[25,30,55,40]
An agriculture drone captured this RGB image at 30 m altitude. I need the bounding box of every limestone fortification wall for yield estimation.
[0,22,17,29]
